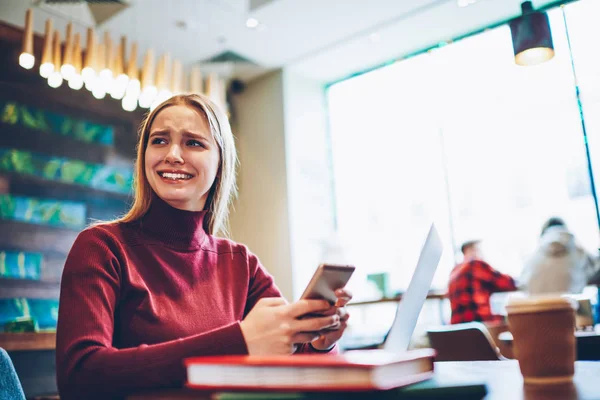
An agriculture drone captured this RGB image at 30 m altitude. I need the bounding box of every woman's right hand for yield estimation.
[240,297,340,355]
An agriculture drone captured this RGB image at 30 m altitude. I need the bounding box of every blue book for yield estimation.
[0,194,86,229]
[0,251,42,280]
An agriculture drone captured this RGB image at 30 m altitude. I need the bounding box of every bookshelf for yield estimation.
[0,20,143,336]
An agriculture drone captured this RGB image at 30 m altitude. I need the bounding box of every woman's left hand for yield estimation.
[310,288,352,350]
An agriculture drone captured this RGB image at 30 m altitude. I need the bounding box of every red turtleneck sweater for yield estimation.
[56,197,329,400]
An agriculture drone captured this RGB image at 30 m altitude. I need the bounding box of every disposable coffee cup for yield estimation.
[506,295,577,385]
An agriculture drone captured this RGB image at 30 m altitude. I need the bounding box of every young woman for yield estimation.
[56,94,352,400]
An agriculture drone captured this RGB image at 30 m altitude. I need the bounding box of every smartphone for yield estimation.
[300,264,355,305]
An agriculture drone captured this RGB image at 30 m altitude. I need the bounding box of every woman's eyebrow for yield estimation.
[149,129,169,137]
[183,131,210,141]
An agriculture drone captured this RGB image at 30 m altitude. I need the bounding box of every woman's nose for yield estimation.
[165,145,184,164]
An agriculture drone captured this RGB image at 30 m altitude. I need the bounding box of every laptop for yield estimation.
[346,224,443,352]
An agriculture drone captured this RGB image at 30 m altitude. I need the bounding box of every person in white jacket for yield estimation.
[520,217,600,295]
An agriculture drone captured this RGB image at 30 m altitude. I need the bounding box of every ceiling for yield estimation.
[0,0,562,84]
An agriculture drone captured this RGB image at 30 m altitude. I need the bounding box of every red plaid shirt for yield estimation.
[448,260,517,324]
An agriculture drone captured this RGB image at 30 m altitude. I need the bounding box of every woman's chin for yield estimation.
[156,189,191,203]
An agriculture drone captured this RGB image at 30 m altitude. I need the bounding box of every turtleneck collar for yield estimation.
[139,193,208,249]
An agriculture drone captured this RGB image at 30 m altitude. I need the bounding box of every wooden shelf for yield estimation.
[0,278,60,299]
[4,170,132,204]
[0,331,55,351]
[0,220,79,254]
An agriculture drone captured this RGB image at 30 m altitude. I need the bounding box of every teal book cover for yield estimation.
[0,194,86,229]
[0,299,28,331]
[0,148,133,195]
[0,251,42,280]
[0,298,59,332]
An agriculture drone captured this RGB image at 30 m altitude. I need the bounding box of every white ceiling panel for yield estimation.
[0,0,568,84]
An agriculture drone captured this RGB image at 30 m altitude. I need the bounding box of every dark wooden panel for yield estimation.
[0,221,79,255]
[0,279,60,299]
[8,349,57,399]
[3,172,131,205]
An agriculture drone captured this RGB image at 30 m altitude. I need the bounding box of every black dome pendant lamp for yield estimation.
[509,1,555,66]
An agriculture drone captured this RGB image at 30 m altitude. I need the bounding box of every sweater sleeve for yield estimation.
[56,227,249,400]
[243,248,338,355]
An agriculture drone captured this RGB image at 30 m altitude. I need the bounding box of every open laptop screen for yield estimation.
[383,224,443,353]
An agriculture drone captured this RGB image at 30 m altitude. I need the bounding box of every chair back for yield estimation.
[427,322,503,361]
[0,347,26,400]
[484,320,513,359]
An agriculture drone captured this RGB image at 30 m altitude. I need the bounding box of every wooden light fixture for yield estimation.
[82,28,97,89]
[39,19,54,78]
[68,33,84,90]
[189,66,203,94]
[99,32,114,90]
[150,53,172,109]
[92,42,107,98]
[19,8,34,69]
[171,59,183,95]
[60,22,75,79]
[125,42,140,97]
[138,49,157,108]
[111,36,129,100]
[48,31,62,88]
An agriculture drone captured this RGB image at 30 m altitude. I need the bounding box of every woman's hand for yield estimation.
[310,288,353,351]
[240,297,341,355]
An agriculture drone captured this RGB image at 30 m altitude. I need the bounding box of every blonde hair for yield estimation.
[116,93,237,236]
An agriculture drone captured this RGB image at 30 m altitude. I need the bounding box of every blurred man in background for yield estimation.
[448,240,517,324]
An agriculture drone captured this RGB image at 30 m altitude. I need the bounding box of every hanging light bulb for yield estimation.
[39,19,54,78]
[60,22,75,80]
[48,31,63,88]
[82,28,97,89]
[125,42,140,98]
[206,72,219,101]
[122,93,138,112]
[91,42,106,98]
[189,65,203,95]
[19,9,35,69]
[138,49,157,108]
[96,32,114,96]
[150,54,173,110]
[509,1,554,66]
[151,53,172,109]
[68,33,84,90]
[171,59,183,95]
[110,36,129,100]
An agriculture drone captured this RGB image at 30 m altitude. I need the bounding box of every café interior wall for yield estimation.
[229,69,334,301]
[229,70,295,300]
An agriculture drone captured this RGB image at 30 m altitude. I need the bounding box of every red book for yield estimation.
[184,349,435,392]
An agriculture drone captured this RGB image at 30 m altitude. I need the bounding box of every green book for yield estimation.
[212,379,487,400]
[0,100,114,145]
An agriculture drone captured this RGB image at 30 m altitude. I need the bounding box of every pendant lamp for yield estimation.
[19,8,34,69]
[40,19,54,78]
[509,1,554,66]
[48,31,63,88]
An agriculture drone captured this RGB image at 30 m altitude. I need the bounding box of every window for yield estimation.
[327,0,600,301]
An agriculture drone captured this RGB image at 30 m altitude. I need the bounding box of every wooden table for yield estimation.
[127,360,600,399]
